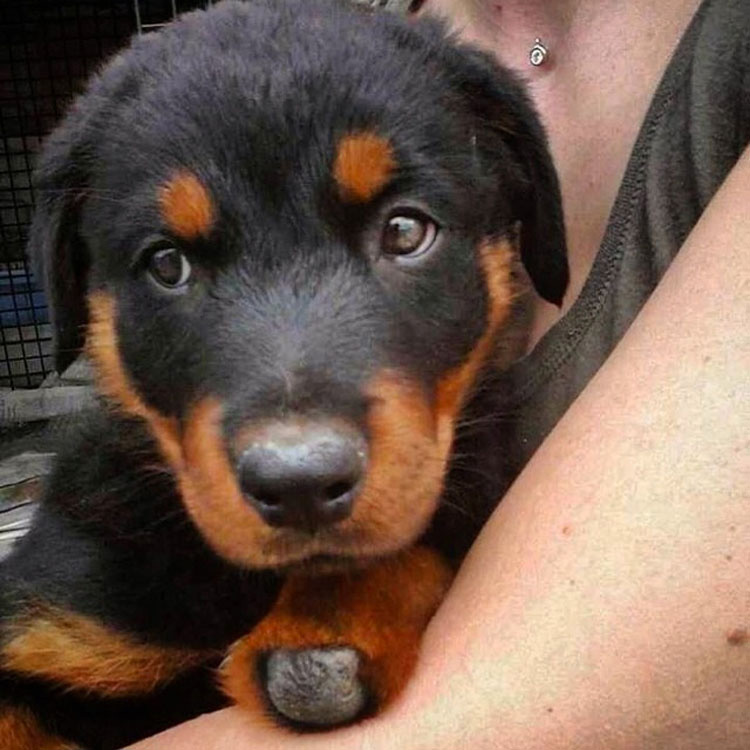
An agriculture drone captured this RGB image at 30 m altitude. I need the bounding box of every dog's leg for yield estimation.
[0,509,226,749]
[0,706,74,750]
[0,595,219,749]
[221,545,452,729]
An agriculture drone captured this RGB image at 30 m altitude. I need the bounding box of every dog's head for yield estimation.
[29,0,567,570]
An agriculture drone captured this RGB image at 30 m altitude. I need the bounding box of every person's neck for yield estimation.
[470,0,589,34]
[443,0,603,46]
[432,0,698,74]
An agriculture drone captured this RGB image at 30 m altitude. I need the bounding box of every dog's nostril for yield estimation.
[237,419,366,532]
[255,493,283,508]
[324,480,355,502]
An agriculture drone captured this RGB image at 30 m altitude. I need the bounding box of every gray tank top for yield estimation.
[491,0,750,479]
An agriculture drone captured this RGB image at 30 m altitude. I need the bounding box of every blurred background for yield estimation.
[1,0,216,392]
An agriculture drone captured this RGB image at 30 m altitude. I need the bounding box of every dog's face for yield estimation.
[30,0,566,570]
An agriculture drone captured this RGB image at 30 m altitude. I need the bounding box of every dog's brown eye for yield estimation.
[148,246,192,289]
[381,213,437,258]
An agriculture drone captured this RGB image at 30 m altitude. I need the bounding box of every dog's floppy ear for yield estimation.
[28,135,90,373]
[441,42,569,306]
[27,52,134,373]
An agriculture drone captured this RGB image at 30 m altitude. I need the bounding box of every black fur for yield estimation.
[1,1,567,747]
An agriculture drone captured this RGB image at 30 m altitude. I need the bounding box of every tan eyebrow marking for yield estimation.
[333,132,396,203]
[158,170,214,239]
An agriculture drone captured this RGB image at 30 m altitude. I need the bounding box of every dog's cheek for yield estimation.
[435,239,515,446]
[85,309,280,568]
[349,369,443,552]
[177,396,278,567]
[350,240,515,551]
[86,290,183,468]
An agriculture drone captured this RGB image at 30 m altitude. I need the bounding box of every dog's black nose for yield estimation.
[237,420,366,532]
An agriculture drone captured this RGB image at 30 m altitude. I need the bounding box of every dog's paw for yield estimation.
[262,646,368,727]
[222,549,453,729]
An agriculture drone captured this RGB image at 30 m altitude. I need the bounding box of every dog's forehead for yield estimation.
[95,5,463,195]
[78,1,492,257]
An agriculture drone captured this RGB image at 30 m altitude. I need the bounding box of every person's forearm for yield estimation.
[129,149,750,750]
[378,146,750,749]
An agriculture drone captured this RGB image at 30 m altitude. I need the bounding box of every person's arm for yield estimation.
[129,146,750,750]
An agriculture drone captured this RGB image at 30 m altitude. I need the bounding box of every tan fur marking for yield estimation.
[2,604,214,698]
[0,707,72,750]
[353,370,444,550]
[86,243,512,572]
[179,397,270,566]
[333,132,395,202]
[158,171,214,239]
[86,291,183,469]
[435,239,515,450]
[177,372,444,569]
[221,546,453,719]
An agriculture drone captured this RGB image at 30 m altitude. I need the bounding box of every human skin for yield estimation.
[428,0,703,347]
[127,0,750,746]
[129,143,750,749]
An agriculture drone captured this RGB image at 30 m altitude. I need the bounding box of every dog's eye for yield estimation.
[381,213,438,259]
[147,246,192,289]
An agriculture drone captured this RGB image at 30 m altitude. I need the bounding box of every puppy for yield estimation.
[0,0,567,747]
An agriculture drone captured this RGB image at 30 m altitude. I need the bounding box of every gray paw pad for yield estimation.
[264,646,367,727]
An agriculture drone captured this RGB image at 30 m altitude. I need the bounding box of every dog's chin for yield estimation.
[277,553,376,577]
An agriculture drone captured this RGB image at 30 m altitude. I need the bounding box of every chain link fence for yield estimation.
[0,0,417,390]
[0,1,214,389]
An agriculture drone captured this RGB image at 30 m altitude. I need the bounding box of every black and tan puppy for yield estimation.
[0,0,567,747]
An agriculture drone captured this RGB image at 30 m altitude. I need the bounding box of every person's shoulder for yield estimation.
[683,0,750,154]
[693,0,750,66]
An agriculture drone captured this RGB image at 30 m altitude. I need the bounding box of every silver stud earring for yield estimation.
[529,38,549,67]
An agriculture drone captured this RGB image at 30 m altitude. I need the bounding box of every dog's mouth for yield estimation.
[253,523,400,571]
[278,553,372,577]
